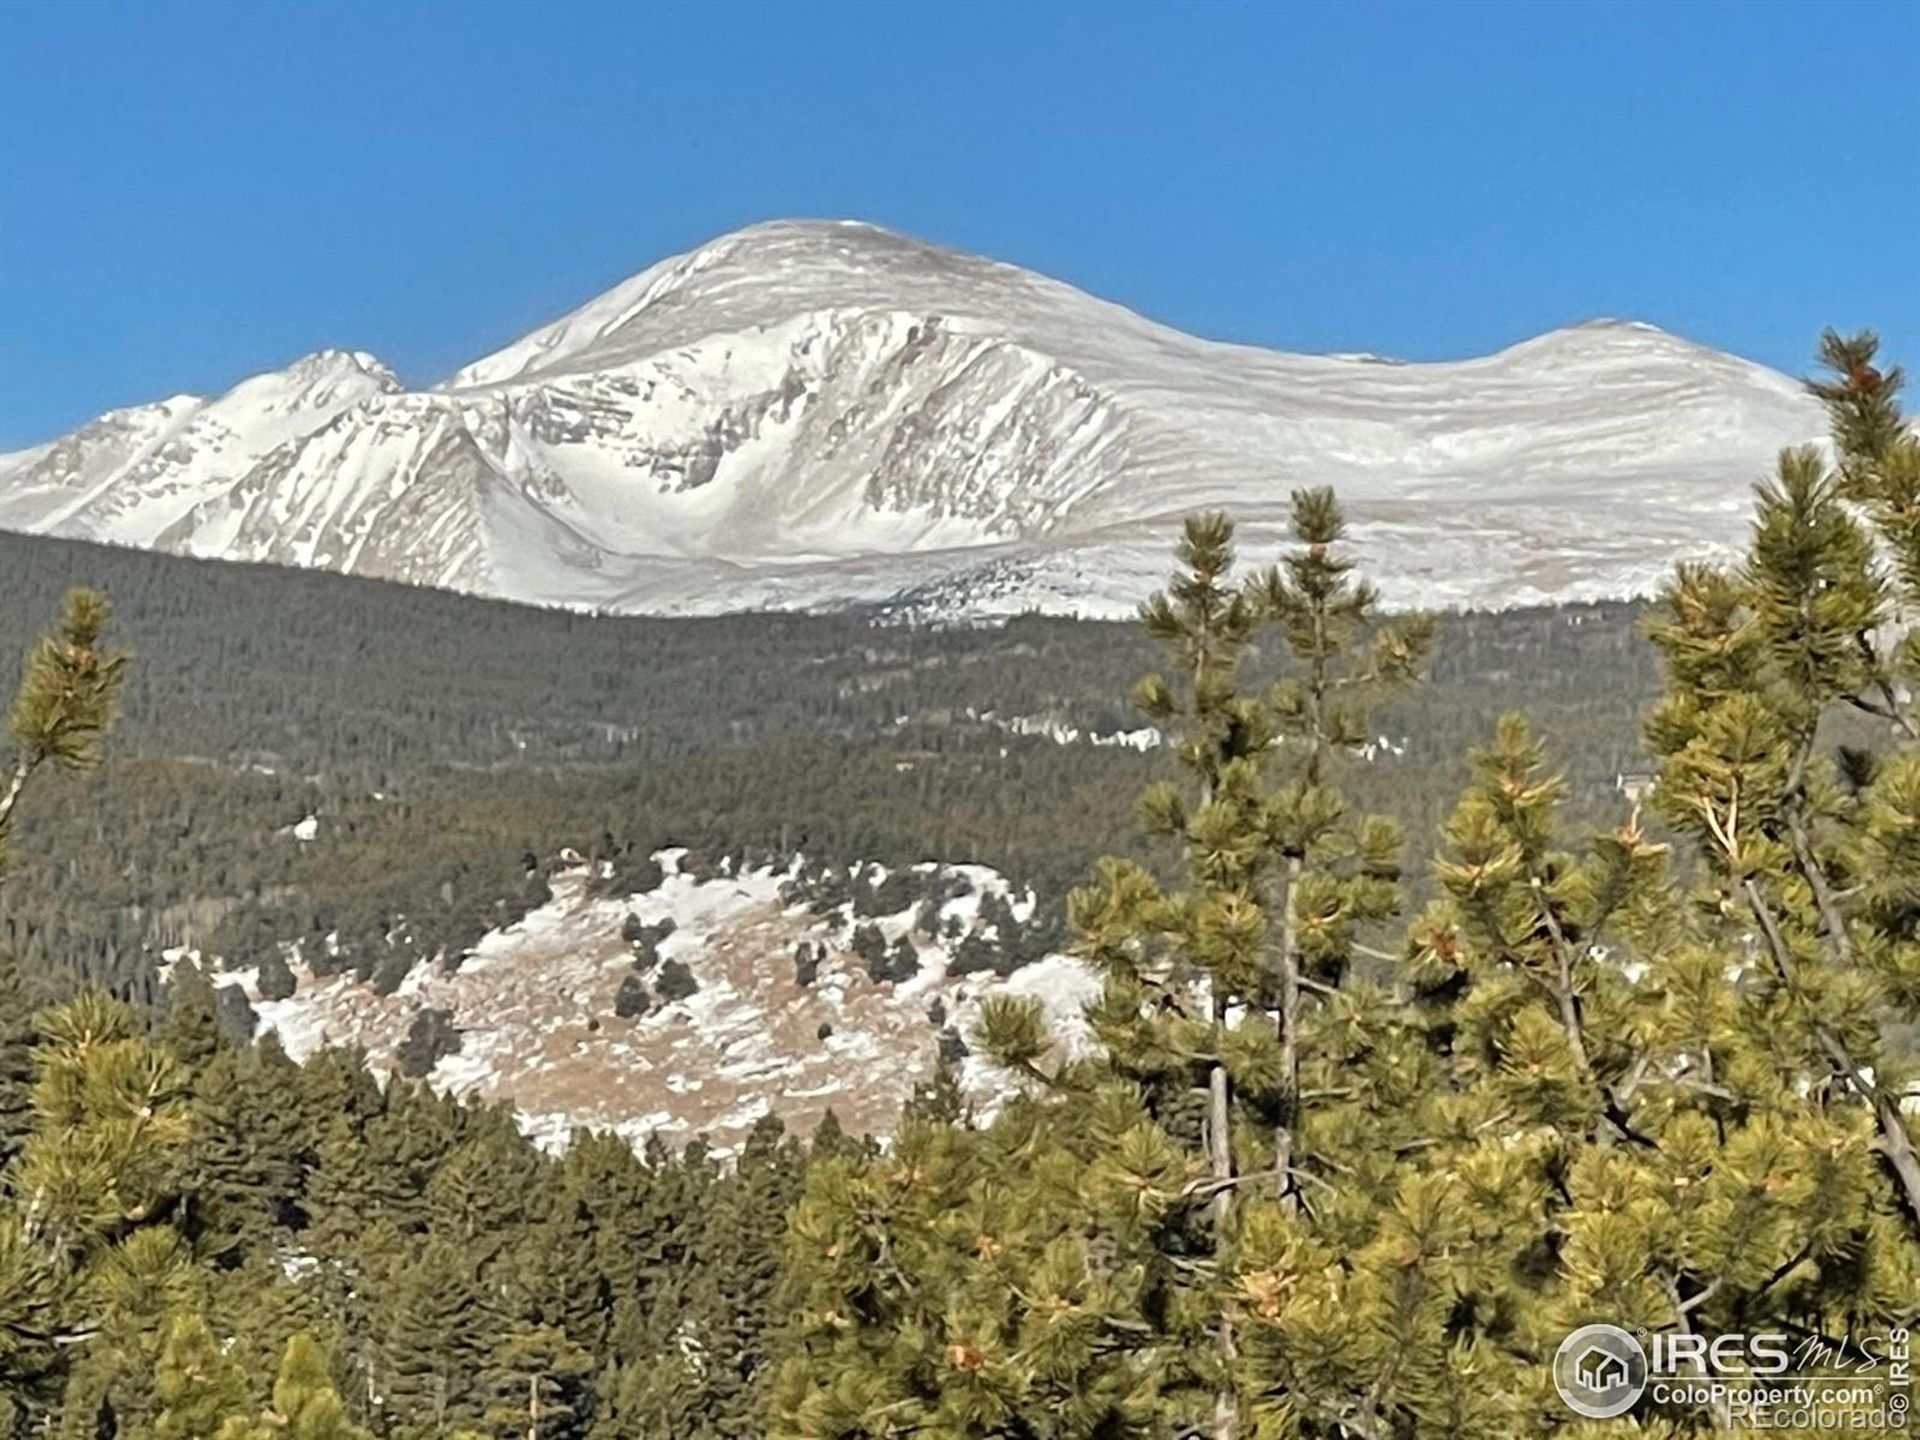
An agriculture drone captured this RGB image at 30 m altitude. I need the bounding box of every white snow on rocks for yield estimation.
[0,220,1823,621]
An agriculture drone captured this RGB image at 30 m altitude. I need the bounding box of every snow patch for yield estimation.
[219,850,1093,1158]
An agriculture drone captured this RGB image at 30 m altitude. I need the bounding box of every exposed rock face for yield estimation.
[1,220,1824,617]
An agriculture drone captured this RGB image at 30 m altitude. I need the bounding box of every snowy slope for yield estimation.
[0,352,402,546]
[211,852,1097,1156]
[0,220,1825,616]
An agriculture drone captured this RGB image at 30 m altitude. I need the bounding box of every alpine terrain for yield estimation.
[0,219,1825,617]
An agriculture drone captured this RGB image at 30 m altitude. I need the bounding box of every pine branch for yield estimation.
[1526,872,1650,1147]
[1183,1164,1337,1200]
[1843,687,1918,739]
[1674,1277,1723,1316]
[1786,811,1857,967]
[1754,1242,1814,1300]
[0,758,29,833]
[0,756,30,871]
[1613,1053,1654,1106]
[1670,1073,1737,1102]
[1742,876,1920,1225]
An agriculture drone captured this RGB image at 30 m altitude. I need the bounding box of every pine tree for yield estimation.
[215,1333,373,1440]
[373,1238,497,1438]
[1399,713,1920,1435]
[150,1312,251,1440]
[256,951,298,1004]
[613,975,649,1020]
[0,591,131,1427]
[481,1325,594,1440]
[0,589,129,878]
[654,958,699,1003]
[1354,331,1920,1435]
[1643,330,1920,1226]
[588,1354,703,1440]
[684,1114,804,1437]
[308,1072,460,1249]
[271,1333,372,1440]
[1246,487,1435,1214]
[205,1251,330,1406]
[776,504,1435,1440]
[505,1194,609,1369]
[0,948,39,1170]
[1424,714,1669,1148]
[293,1045,386,1244]
[184,1044,308,1264]
[51,1227,205,1439]
[426,1109,549,1273]
[1082,500,1432,1437]
[164,959,227,1074]
[11,992,191,1255]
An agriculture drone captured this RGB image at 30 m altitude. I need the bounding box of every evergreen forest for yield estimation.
[0,533,1657,1006]
[1,331,1917,1436]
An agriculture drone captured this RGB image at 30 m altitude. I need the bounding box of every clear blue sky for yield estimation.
[3,1,1915,449]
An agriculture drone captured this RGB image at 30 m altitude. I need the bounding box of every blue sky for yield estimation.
[3,1,1915,448]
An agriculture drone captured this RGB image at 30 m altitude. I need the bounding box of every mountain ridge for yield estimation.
[0,219,1824,617]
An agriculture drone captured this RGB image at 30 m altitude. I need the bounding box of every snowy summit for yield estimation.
[0,220,1824,617]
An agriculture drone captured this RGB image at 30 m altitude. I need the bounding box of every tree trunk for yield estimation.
[1276,855,1301,1215]
[1213,1374,1238,1440]
[1209,1052,1234,1228]
[0,758,32,839]
[1210,990,1237,1440]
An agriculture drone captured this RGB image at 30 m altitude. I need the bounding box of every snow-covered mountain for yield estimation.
[0,220,1825,616]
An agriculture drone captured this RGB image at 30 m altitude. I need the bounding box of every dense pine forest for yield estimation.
[3,332,1918,1436]
[0,531,1658,1004]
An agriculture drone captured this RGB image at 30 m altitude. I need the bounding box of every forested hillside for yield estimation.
[0,531,1657,780]
[0,533,1658,1003]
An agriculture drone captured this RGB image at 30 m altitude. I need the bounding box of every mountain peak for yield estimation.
[257,348,404,404]
[444,218,1063,390]
[1486,317,1806,401]
[287,346,400,380]
[3,224,1825,619]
